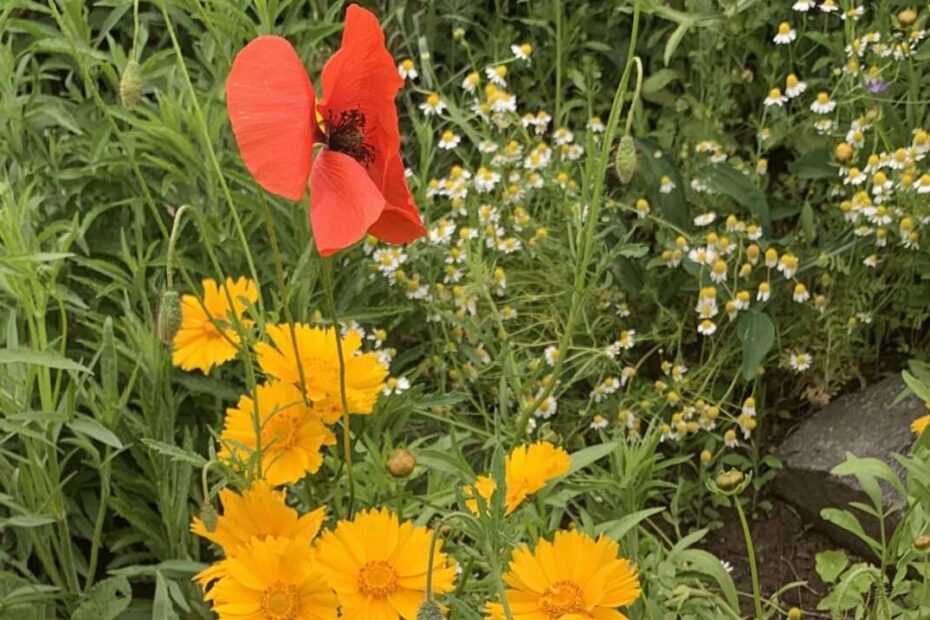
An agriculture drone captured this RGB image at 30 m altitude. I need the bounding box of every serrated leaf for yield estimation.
[71,576,131,620]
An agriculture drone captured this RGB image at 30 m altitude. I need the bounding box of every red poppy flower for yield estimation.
[226,4,426,256]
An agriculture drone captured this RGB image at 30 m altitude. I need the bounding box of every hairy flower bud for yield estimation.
[156,290,182,345]
[200,500,219,533]
[614,135,638,184]
[119,60,143,109]
[387,447,417,478]
[416,600,445,620]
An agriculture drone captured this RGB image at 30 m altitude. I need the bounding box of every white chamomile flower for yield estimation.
[587,116,605,133]
[511,42,533,62]
[659,175,676,194]
[773,22,797,44]
[788,352,812,372]
[792,283,810,303]
[397,58,418,80]
[792,0,815,11]
[462,72,480,94]
[863,254,879,267]
[536,395,558,419]
[764,88,788,107]
[544,345,560,367]
[485,65,508,87]
[590,415,609,430]
[694,212,717,227]
[617,330,636,350]
[420,93,446,116]
[810,92,837,114]
[785,73,807,98]
[697,319,717,336]
[438,130,461,150]
[382,376,411,395]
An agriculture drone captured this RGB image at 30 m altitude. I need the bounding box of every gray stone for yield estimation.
[772,375,921,558]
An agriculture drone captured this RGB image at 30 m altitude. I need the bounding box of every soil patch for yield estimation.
[704,500,844,615]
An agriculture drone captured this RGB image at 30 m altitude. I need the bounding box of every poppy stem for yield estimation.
[321,257,355,517]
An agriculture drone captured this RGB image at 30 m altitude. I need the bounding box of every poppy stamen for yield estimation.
[326,109,375,166]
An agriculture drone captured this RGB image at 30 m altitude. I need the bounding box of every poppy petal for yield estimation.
[368,153,426,244]
[319,4,403,191]
[309,150,385,256]
[226,35,316,201]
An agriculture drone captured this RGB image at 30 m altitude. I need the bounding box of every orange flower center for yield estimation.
[540,581,585,618]
[264,412,299,451]
[326,108,374,166]
[261,581,299,620]
[358,561,399,598]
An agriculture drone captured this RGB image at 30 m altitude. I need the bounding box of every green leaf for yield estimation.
[788,149,835,180]
[642,68,678,94]
[815,549,849,583]
[636,138,689,229]
[0,348,90,373]
[1,514,57,528]
[71,576,131,620]
[820,508,881,553]
[68,417,123,449]
[140,439,208,467]
[568,442,617,475]
[678,549,740,612]
[664,22,690,65]
[699,164,770,228]
[737,311,775,381]
[596,507,664,540]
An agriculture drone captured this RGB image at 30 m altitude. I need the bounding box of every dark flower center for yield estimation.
[326,109,374,166]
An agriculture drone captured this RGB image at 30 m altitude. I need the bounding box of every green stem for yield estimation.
[515,0,642,434]
[733,497,763,620]
[321,258,355,517]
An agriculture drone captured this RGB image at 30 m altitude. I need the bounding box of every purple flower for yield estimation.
[863,78,890,95]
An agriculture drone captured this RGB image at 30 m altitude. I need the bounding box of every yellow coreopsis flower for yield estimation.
[313,508,456,620]
[465,441,571,515]
[255,324,388,422]
[912,413,930,436]
[172,277,258,374]
[206,536,338,620]
[486,530,641,620]
[190,481,326,588]
[219,381,336,486]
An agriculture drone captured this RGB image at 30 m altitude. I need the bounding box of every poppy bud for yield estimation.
[614,135,638,184]
[914,534,930,552]
[386,447,417,478]
[119,60,143,109]
[156,290,182,345]
[715,469,744,492]
[416,600,445,620]
[200,500,219,533]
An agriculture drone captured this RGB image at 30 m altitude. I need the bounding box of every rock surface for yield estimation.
[772,375,921,557]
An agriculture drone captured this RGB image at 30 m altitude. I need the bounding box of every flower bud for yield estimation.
[834,142,853,162]
[898,9,918,26]
[914,534,930,552]
[387,447,417,478]
[416,600,445,620]
[119,60,143,109]
[787,608,802,620]
[453,27,466,42]
[156,290,182,345]
[614,135,638,184]
[715,469,744,492]
[200,499,219,533]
